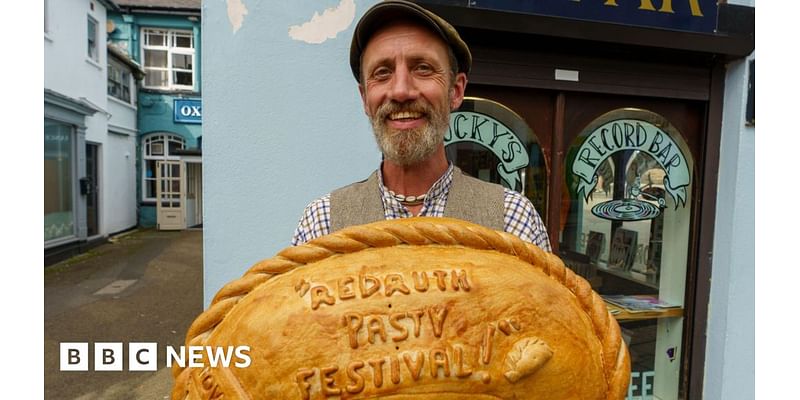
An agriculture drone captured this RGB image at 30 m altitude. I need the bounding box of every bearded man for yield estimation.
[292,0,551,252]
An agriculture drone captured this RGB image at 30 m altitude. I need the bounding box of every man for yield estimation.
[292,0,551,251]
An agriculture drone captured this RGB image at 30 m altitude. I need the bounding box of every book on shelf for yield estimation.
[602,295,680,313]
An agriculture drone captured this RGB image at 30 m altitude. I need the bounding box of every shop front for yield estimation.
[138,97,203,230]
[44,90,100,251]
[423,0,754,398]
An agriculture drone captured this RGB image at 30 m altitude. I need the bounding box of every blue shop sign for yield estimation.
[174,99,202,124]
[425,0,717,34]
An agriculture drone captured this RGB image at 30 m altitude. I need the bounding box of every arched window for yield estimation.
[142,134,185,201]
[562,108,694,398]
[445,97,548,220]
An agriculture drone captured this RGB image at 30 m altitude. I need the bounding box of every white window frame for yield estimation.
[108,57,133,103]
[141,28,195,91]
[87,15,99,61]
[142,134,185,202]
[45,0,49,34]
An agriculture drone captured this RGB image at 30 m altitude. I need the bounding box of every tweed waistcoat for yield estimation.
[330,167,504,232]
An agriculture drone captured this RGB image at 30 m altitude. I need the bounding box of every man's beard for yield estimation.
[369,96,451,166]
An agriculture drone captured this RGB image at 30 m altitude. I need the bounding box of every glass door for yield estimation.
[156,160,185,230]
[460,84,706,399]
[560,92,704,400]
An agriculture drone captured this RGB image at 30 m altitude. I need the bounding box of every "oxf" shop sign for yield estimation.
[174,99,202,124]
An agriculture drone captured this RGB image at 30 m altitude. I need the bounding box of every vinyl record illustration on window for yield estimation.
[571,109,692,221]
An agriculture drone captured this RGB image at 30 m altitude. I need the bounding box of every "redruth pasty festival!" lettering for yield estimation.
[294,269,471,311]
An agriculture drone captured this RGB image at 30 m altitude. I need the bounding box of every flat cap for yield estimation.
[349,0,472,82]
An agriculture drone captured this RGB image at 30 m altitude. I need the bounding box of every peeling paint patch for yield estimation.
[288,0,356,44]
[227,0,249,34]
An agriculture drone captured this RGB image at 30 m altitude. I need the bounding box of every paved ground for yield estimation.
[44,229,203,400]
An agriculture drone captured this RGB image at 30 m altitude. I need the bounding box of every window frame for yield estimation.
[140,28,196,91]
[87,15,99,61]
[107,57,133,103]
[45,0,49,34]
[141,134,186,202]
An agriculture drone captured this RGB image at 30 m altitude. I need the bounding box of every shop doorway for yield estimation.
[185,162,203,228]
[156,160,185,230]
[462,84,706,400]
[85,143,99,237]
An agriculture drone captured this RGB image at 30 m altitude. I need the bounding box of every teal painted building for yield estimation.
[108,0,203,228]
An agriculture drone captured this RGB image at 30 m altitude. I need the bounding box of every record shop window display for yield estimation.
[445,97,548,218]
[562,108,693,399]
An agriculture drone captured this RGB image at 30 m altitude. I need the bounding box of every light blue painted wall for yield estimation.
[203,0,380,304]
[703,2,754,399]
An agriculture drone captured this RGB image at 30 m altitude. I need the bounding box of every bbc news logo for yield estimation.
[59,343,251,371]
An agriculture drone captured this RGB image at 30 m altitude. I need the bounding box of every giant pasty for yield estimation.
[172,217,630,399]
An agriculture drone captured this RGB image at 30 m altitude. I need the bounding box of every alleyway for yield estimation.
[44,229,203,400]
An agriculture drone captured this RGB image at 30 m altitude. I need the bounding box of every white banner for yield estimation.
[571,119,690,208]
[446,111,529,190]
